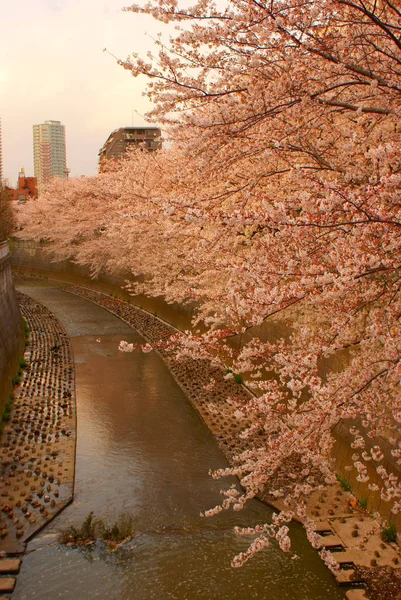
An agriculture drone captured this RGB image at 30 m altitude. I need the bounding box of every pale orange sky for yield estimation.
[0,0,166,184]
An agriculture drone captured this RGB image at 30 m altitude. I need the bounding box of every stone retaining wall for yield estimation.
[0,241,23,410]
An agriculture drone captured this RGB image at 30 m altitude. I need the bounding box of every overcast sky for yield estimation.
[0,0,166,185]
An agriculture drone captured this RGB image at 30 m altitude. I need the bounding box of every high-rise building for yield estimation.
[98,126,162,171]
[33,120,67,193]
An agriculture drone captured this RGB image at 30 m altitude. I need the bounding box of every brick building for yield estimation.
[6,168,38,202]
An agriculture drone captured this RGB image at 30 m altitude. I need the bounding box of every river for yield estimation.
[13,282,343,600]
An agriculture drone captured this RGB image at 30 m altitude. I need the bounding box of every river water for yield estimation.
[13,283,343,600]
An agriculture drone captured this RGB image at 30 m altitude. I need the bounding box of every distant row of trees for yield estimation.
[21,0,401,564]
[0,187,15,243]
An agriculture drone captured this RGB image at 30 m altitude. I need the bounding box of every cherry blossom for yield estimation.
[19,0,401,564]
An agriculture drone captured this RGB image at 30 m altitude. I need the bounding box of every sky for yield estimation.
[0,0,167,185]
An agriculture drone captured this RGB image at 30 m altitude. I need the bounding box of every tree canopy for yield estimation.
[21,0,401,565]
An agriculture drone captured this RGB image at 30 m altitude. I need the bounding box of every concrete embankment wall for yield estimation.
[11,238,195,331]
[0,240,23,411]
[10,241,302,345]
[334,421,401,530]
[12,239,123,286]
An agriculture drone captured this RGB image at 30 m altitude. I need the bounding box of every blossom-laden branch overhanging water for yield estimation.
[20,0,401,567]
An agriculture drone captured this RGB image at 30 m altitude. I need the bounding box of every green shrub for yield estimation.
[98,513,135,542]
[382,523,397,543]
[59,512,136,546]
[2,396,13,422]
[81,512,98,540]
[0,188,16,241]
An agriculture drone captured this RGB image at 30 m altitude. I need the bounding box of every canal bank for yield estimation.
[0,290,77,594]
[0,241,24,412]
[10,240,401,527]
[3,268,399,598]
[8,280,343,600]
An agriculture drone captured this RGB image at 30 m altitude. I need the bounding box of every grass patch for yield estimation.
[59,512,137,548]
[22,318,30,346]
[336,475,351,492]
[382,523,397,543]
[359,497,368,510]
[22,318,29,337]
[1,393,14,425]
[226,368,243,384]
[1,322,29,432]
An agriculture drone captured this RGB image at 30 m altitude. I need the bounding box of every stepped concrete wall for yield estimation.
[0,241,23,410]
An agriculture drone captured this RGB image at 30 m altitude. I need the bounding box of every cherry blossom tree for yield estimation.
[20,0,401,564]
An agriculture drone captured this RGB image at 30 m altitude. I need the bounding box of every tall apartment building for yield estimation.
[33,120,67,193]
[98,126,162,171]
